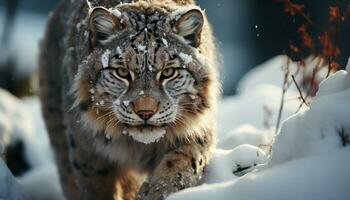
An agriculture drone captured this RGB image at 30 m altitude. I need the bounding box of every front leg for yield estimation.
[70,145,119,200]
[137,143,211,200]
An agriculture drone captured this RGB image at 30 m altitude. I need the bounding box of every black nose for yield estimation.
[137,110,155,121]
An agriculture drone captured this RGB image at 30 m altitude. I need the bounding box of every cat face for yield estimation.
[73,3,216,141]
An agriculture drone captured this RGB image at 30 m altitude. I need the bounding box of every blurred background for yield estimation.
[0,0,349,97]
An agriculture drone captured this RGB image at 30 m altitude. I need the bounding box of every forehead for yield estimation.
[108,8,182,73]
[124,7,169,32]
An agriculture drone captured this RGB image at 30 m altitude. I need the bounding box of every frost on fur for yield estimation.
[101,49,111,68]
[179,52,193,65]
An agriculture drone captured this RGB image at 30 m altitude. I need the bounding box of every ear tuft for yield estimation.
[174,9,204,48]
[89,7,124,48]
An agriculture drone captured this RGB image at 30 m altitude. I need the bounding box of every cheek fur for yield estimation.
[164,70,197,97]
[100,70,128,96]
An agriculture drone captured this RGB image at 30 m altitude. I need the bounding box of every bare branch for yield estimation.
[291,74,309,108]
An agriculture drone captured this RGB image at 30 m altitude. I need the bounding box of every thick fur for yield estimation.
[39,0,219,199]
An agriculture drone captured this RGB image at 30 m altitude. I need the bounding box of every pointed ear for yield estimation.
[173,9,204,48]
[89,7,125,48]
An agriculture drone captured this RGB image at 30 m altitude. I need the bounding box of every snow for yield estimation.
[123,128,166,144]
[169,147,350,200]
[18,164,64,200]
[179,52,193,65]
[162,37,168,47]
[116,46,122,55]
[269,69,350,166]
[205,145,268,184]
[1,55,350,199]
[101,49,111,68]
[0,90,53,168]
[217,124,272,150]
[316,70,350,97]
[217,84,300,137]
[137,44,147,52]
[113,99,121,105]
[86,0,93,14]
[168,57,350,200]
[123,100,130,106]
[109,8,122,18]
[0,89,58,199]
[0,159,25,200]
[148,64,153,72]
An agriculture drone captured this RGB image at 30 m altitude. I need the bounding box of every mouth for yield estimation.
[123,122,168,129]
[122,125,167,144]
[134,124,158,129]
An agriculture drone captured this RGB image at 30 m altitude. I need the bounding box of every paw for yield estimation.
[136,179,175,200]
[136,169,200,200]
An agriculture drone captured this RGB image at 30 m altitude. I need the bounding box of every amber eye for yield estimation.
[114,68,131,81]
[160,68,176,80]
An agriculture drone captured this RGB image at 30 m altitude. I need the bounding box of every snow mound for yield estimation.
[18,164,64,200]
[0,90,53,168]
[169,147,350,200]
[0,89,59,199]
[0,159,25,200]
[217,84,300,137]
[205,144,268,184]
[217,124,272,150]
[269,69,350,166]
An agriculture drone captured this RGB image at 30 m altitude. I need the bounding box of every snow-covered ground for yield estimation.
[169,57,350,200]
[0,89,62,200]
[0,55,349,200]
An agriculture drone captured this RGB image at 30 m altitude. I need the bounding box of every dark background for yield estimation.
[0,0,349,96]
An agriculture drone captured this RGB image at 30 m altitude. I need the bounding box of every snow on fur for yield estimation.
[108,8,122,18]
[179,52,193,65]
[162,37,168,47]
[101,49,111,68]
[137,44,147,52]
